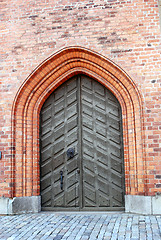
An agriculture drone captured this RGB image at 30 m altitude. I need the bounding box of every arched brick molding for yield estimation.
[11,47,146,208]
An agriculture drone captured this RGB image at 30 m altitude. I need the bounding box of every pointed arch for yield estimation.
[11,47,146,198]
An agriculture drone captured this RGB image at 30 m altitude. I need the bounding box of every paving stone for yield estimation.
[0,212,161,239]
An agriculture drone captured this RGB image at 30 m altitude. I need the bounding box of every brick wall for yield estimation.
[0,0,161,198]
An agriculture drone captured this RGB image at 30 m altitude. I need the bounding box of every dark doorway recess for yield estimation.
[40,75,125,211]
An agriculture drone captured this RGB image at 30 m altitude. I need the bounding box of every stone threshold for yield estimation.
[0,195,161,215]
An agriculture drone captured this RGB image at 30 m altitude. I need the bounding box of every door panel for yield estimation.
[40,76,80,209]
[40,75,125,210]
[81,75,124,208]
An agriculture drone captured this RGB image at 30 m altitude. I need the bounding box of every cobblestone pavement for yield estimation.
[0,212,161,240]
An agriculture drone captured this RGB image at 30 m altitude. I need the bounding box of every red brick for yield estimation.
[0,0,161,198]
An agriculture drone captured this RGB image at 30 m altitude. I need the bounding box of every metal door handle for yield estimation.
[60,170,63,190]
[67,148,75,159]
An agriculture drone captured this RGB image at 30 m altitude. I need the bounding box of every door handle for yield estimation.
[67,148,75,159]
[60,170,63,190]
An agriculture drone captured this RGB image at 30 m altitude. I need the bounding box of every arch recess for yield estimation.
[11,47,146,198]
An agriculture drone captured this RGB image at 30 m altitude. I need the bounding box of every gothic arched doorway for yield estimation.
[11,47,145,215]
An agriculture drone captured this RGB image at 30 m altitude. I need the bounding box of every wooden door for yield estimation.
[40,75,125,211]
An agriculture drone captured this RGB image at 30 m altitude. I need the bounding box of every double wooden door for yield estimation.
[40,75,125,211]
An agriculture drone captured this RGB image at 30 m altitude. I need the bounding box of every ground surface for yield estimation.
[0,212,161,240]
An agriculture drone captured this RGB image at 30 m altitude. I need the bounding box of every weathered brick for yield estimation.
[0,0,161,198]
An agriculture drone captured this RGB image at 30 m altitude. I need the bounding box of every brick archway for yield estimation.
[11,47,145,200]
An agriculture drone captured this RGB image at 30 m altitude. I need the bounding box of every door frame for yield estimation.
[11,47,146,201]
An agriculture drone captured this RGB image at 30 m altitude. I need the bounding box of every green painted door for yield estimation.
[40,75,125,211]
